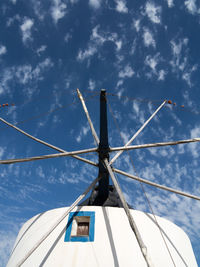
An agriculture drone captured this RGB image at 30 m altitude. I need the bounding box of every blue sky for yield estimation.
[1,0,200,265]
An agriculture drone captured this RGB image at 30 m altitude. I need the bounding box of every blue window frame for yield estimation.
[64,211,95,242]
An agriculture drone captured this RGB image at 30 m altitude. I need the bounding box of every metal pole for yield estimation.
[113,167,200,201]
[103,158,153,267]
[109,100,166,165]
[0,147,98,165]
[0,117,97,167]
[109,137,200,152]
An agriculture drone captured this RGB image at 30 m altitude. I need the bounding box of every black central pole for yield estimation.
[98,89,109,201]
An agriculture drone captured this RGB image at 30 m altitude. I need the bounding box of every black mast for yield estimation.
[80,89,123,207]
[98,89,109,201]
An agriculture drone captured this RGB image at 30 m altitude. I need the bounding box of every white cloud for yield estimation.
[119,65,134,78]
[145,53,166,81]
[188,125,200,158]
[0,230,18,266]
[143,28,156,48]
[166,0,174,8]
[0,45,7,56]
[20,18,34,44]
[89,0,101,9]
[6,15,20,27]
[64,32,72,43]
[77,26,121,62]
[133,101,140,116]
[0,58,54,98]
[116,80,123,88]
[133,19,140,32]
[115,40,122,51]
[145,55,158,72]
[182,64,197,87]
[36,45,47,56]
[32,1,46,21]
[36,166,45,179]
[115,0,128,13]
[170,38,187,70]
[131,101,145,124]
[171,38,188,59]
[0,147,4,159]
[51,0,67,24]
[77,45,97,61]
[145,2,162,24]
[184,0,200,15]
[88,79,96,91]
[76,125,90,143]
[0,69,13,95]
[158,69,167,81]
[10,0,17,4]
[170,38,197,86]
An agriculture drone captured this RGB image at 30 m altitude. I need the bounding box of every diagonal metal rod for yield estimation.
[109,138,200,152]
[103,158,153,267]
[0,147,98,165]
[77,89,100,145]
[16,175,101,267]
[113,167,200,201]
[0,117,98,167]
[76,90,153,266]
[109,100,166,165]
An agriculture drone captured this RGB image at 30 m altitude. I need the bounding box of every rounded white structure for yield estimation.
[7,206,197,267]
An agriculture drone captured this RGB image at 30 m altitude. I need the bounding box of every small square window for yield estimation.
[71,216,90,237]
[77,221,89,236]
[65,211,95,242]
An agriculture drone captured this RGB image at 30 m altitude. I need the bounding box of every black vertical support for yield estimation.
[98,89,109,200]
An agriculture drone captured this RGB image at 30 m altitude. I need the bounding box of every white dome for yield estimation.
[7,206,197,267]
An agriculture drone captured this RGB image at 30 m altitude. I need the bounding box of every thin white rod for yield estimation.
[0,117,98,167]
[16,175,101,267]
[110,100,166,165]
[0,148,98,165]
[109,138,200,152]
[103,158,153,267]
[113,168,200,201]
[77,89,100,145]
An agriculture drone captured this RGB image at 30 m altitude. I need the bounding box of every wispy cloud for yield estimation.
[88,79,96,91]
[144,53,166,81]
[0,45,7,56]
[77,25,122,62]
[64,32,72,43]
[15,58,53,85]
[115,0,128,13]
[145,2,162,24]
[143,27,156,48]
[170,37,198,86]
[132,19,141,32]
[184,0,200,15]
[0,58,53,97]
[76,125,90,143]
[36,45,47,56]
[0,230,19,266]
[10,0,17,4]
[187,125,200,158]
[166,0,174,8]
[77,45,97,61]
[119,65,134,78]
[89,0,101,9]
[20,17,34,44]
[51,0,67,24]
